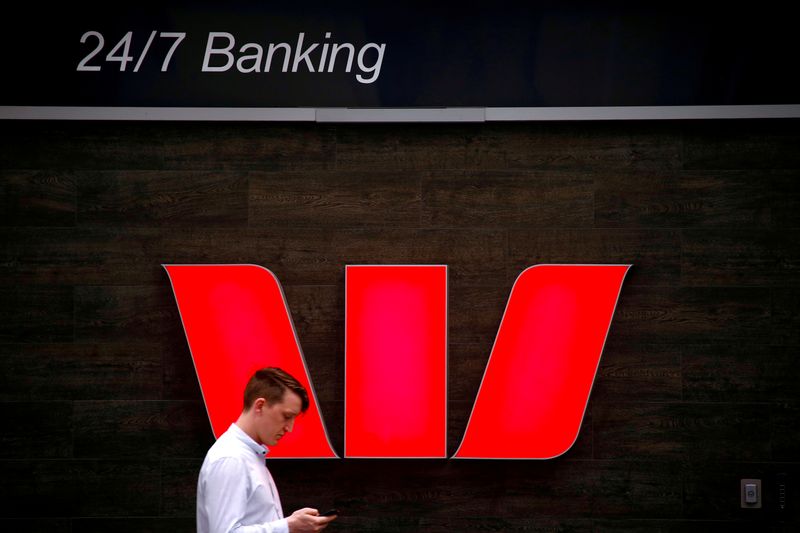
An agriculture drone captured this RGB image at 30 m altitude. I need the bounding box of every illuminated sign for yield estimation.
[164,264,337,458]
[165,263,629,459]
[454,264,629,459]
[345,265,448,458]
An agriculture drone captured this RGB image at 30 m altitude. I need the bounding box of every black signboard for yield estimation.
[2,2,799,120]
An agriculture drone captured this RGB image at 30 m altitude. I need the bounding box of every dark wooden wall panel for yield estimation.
[77,171,249,227]
[0,343,163,400]
[0,170,76,227]
[1,119,798,531]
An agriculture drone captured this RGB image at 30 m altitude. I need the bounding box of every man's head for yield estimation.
[241,367,309,447]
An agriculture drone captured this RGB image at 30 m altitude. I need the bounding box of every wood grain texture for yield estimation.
[1,226,508,286]
[299,342,343,405]
[682,344,800,403]
[681,229,800,286]
[0,519,72,533]
[0,227,161,285]
[260,228,507,287]
[770,403,800,462]
[594,520,797,532]
[0,170,76,227]
[771,288,800,345]
[447,285,509,344]
[595,170,798,229]
[72,401,212,459]
[682,462,800,521]
[447,400,474,456]
[281,284,342,345]
[593,402,772,461]
[249,170,422,228]
[421,170,594,228]
[591,342,682,403]
[77,171,248,227]
[74,285,181,342]
[1,119,799,529]
[0,286,73,342]
[0,402,73,458]
[268,460,682,519]
[0,343,162,401]
[466,123,682,171]
[682,120,800,170]
[161,336,204,402]
[0,460,161,517]
[317,400,344,455]
[335,124,470,171]
[159,458,204,517]
[508,229,680,286]
[0,122,337,171]
[611,286,772,343]
[417,517,593,533]
[72,518,196,533]
[447,343,497,401]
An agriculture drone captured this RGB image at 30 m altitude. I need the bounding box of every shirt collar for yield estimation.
[229,423,270,458]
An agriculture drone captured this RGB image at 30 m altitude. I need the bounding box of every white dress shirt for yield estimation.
[197,423,289,533]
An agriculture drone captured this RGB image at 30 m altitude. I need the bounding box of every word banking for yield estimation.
[202,31,386,84]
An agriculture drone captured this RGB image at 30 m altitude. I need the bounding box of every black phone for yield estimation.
[320,508,339,517]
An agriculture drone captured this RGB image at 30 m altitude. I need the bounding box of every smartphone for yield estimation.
[320,509,339,517]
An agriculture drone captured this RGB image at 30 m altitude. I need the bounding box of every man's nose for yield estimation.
[285,419,295,432]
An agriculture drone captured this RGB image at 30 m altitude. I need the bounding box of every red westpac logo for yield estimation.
[165,264,629,460]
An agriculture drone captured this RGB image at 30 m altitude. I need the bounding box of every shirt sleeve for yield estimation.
[200,457,290,533]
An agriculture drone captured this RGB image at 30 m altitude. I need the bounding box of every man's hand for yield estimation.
[287,508,336,532]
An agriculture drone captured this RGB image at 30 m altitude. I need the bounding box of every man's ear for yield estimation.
[253,397,267,413]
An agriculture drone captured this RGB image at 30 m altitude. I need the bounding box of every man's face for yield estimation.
[253,389,303,447]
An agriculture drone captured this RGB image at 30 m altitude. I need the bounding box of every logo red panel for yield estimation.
[165,263,629,460]
[164,264,337,458]
[345,265,448,458]
[453,264,630,459]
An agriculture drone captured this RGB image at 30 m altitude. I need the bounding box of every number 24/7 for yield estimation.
[77,31,186,72]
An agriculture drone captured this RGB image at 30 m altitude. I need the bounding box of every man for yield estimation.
[197,367,336,533]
